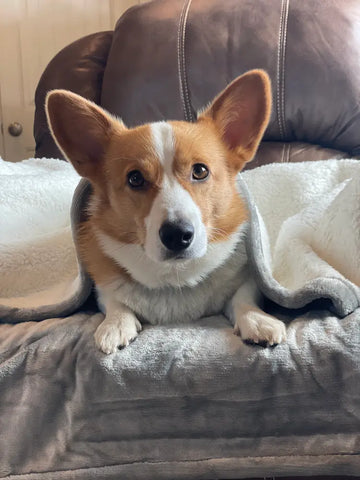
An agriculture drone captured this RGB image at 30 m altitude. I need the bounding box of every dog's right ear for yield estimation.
[198,70,271,171]
[46,90,124,183]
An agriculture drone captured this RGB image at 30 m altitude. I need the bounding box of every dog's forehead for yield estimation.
[150,121,175,173]
[149,120,219,170]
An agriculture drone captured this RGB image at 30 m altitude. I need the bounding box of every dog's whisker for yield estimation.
[208,226,228,235]
[207,226,229,240]
[175,266,183,293]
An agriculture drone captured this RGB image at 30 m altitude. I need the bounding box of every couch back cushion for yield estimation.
[101,0,360,155]
[34,32,113,159]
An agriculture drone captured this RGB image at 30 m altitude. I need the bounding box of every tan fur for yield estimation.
[91,125,163,245]
[77,220,130,287]
[79,125,164,286]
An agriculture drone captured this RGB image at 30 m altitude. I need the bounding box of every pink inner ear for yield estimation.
[209,71,271,157]
[222,88,266,151]
[71,121,107,164]
[47,91,115,181]
[222,114,253,151]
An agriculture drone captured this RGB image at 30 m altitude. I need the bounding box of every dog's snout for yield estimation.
[159,221,194,252]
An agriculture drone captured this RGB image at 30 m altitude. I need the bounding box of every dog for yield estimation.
[45,69,286,354]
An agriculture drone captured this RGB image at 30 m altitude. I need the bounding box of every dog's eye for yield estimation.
[192,163,209,181]
[127,170,145,189]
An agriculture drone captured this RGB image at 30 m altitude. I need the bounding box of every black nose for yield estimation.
[159,221,194,252]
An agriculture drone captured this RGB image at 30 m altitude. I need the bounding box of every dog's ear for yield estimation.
[46,90,124,183]
[199,70,272,170]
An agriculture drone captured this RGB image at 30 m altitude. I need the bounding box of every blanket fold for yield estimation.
[241,173,360,317]
[1,158,359,323]
[0,159,92,323]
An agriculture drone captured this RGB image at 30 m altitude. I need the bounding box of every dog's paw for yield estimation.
[234,310,286,347]
[94,316,142,354]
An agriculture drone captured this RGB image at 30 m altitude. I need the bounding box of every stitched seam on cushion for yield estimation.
[182,0,194,121]
[177,0,194,122]
[280,143,286,162]
[276,0,285,138]
[281,0,289,139]
[286,143,291,162]
[177,1,187,119]
[276,0,289,140]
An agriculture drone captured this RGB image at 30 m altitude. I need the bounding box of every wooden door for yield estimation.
[0,0,146,162]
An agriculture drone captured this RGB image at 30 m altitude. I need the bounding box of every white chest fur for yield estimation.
[96,231,248,325]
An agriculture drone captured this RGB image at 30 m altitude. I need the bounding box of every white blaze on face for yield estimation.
[144,121,207,262]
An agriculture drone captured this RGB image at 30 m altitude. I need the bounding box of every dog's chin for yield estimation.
[145,244,208,266]
[163,248,205,262]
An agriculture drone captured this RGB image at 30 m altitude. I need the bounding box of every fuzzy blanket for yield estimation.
[242,159,360,316]
[0,157,360,322]
[0,158,90,322]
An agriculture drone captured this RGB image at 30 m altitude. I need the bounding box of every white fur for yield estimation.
[229,276,287,345]
[94,298,142,354]
[150,121,174,171]
[96,228,248,325]
[95,227,243,289]
[95,224,287,349]
[144,122,207,262]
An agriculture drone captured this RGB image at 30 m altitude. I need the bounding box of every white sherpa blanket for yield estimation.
[242,159,360,316]
[0,157,359,322]
[0,158,79,296]
[0,158,90,321]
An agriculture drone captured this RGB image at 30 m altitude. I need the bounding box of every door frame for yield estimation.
[0,84,5,159]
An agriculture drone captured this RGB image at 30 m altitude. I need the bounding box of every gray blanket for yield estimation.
[1,310,360,478]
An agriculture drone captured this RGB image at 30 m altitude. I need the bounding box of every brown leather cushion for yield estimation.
[34,0,360,161]
[251,141,349,170]
[34,31,113,159]
[101,1,185,126]
[101,0,360,155]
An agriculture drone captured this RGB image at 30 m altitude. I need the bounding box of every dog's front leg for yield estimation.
[228,277,287,347]
[94,296,142,354]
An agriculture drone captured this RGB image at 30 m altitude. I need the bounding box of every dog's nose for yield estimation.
[159,221,194,252]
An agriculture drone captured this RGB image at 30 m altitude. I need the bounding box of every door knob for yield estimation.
[8,122,23,137]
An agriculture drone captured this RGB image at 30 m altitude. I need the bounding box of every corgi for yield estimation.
[45,69,286,354]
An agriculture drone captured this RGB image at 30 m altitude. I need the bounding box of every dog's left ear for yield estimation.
[199,69,272,170]
[45,89,124,185]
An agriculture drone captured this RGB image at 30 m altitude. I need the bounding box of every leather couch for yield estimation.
[35,0,360,168]
[32,1,360,479]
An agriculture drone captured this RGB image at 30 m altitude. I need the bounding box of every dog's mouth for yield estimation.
[158,239,208,265]
[140,243,204,264]
[162,250,196,262]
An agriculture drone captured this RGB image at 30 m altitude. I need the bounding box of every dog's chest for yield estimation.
[104,242,248,325]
